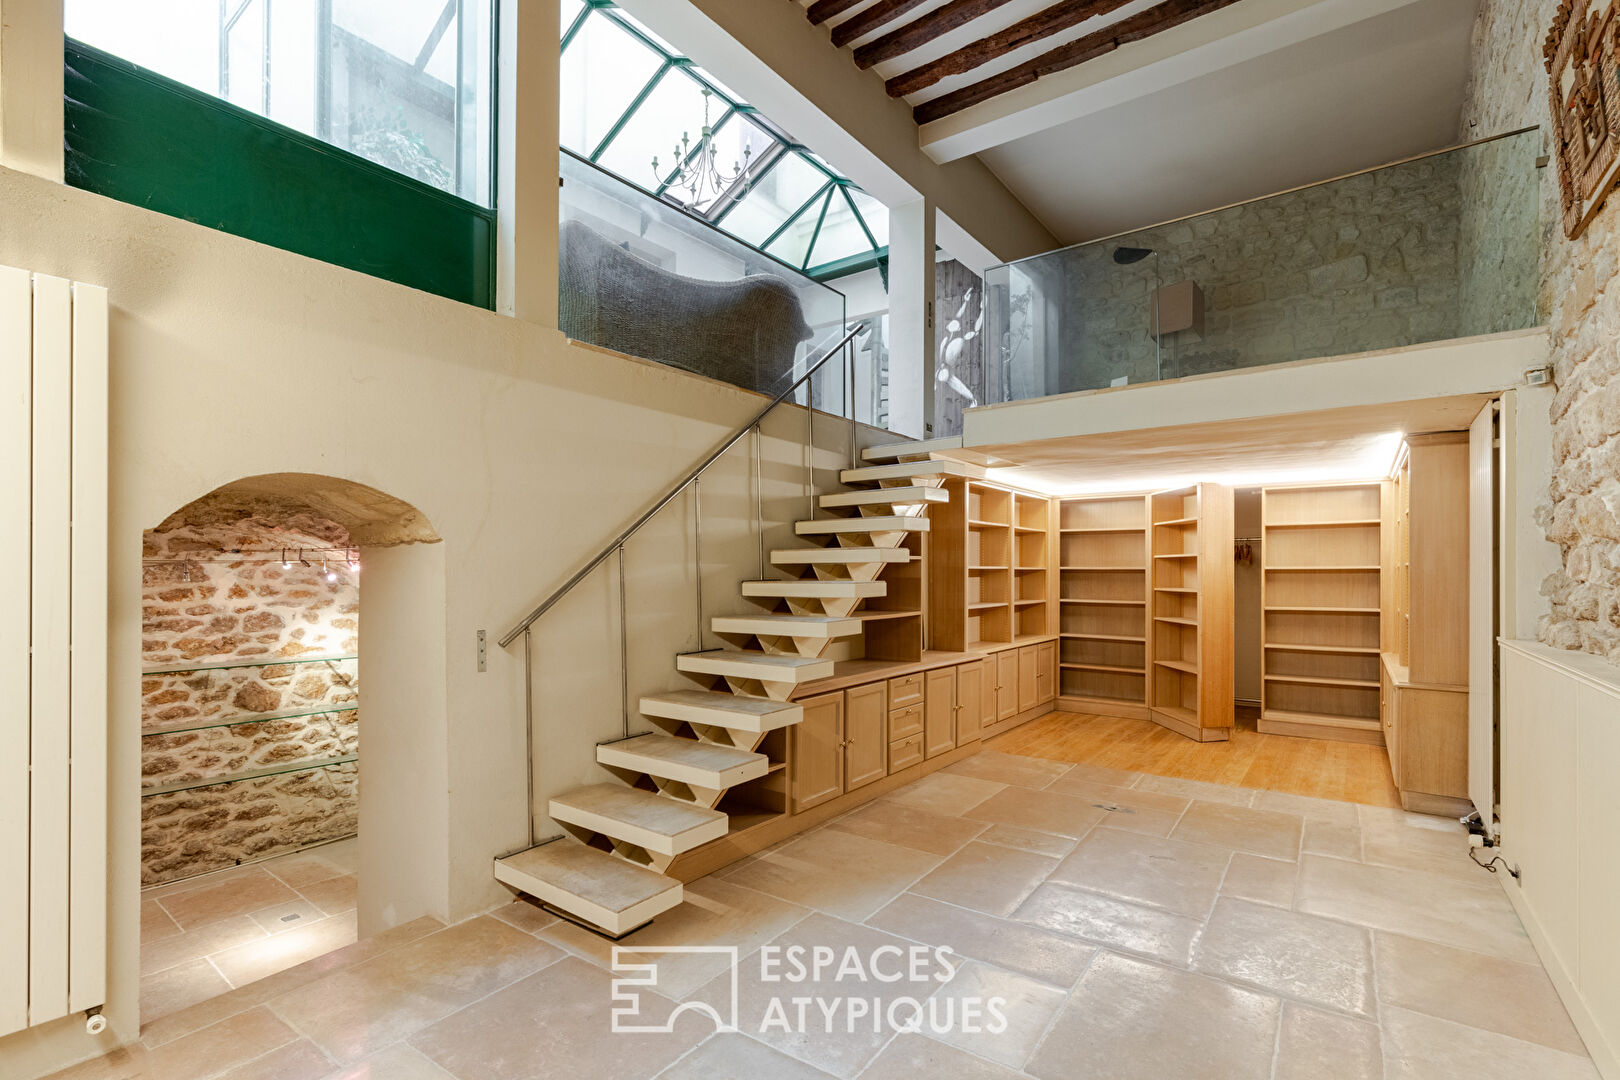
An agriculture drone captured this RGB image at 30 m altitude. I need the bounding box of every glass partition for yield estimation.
[982,129,1543,404]
[559,149,863,414]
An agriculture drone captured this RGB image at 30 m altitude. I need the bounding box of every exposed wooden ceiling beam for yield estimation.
[885,0,1135,97]
[853,0,1021,69]
[831,0,934,49]
[806,0,867,27]
[912,0,1245,123]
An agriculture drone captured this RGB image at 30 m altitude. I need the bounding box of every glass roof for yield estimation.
[559,1,888,280]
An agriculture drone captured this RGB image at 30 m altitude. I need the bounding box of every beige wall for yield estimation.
[0,162,888,1077]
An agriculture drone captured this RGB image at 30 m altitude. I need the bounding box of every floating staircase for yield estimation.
[494,444,985,936]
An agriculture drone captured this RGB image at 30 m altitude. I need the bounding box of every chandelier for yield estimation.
[653,88,755,206]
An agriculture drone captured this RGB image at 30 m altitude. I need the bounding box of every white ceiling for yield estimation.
[974,0,1480,244]
[971,395,1491,495]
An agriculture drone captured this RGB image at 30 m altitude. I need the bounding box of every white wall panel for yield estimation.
[1500,640,1620,1079]
[69,282,108,1011]
[29,274,72,1025]
[0,265,32,1036]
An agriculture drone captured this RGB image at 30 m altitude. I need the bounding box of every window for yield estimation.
[65,0,494,204]
[559,1,888,280]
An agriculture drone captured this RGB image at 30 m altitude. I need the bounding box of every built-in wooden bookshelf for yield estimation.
[1056,494,1149,718]
[929,479,1055,653]
[1258,483,1384,743]
[1148,483,1234,740]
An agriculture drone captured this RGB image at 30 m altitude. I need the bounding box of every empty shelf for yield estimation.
[1154,659,1199,675]
[1261,709,1381,731]
[1061,598,1146,605]
[1266,565,1380,572]
[968,519,1010,529]
[1154,517,1198,527]
[1013,599,1045,607]
[1264,673,1378,689]
[1154,616,1198,626]
[1155,587,1197,594]
[968,601,1008,611]
[1061,632,1146,643]
[1153,553,1199,560]
[1061,662,1144,675]
[1264,605,1379,615]
[1263,642,1379,654]
[1152,703,1200,726]
[1061,565,1146,571]
[1060,526,1146,534]
[1264,519,1381,529]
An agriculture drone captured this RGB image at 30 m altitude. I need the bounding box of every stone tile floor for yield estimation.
[139,838,360,1024]
[57,753,1598,1080]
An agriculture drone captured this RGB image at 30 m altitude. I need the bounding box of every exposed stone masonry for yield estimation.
[141,518,360,884]
[1012,153,1477,392]
[1464,0,1620,659]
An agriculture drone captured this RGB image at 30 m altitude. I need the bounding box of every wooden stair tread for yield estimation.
[677,649,836,682]
[711,614,863,637]
[494,841,681,934]
[550,783,728,854]
[796,516,930,534]
[640,690,803,732]
[598,734,767,787]
[820,486,951,508]
[742,579,886,597]
[840,460,988,484]
[860,436,964,462]
[771,547,909,564]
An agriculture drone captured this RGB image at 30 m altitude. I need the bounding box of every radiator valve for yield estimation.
[84,1007,107,1036]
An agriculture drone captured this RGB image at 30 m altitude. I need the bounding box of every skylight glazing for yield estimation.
[559,1,888,279]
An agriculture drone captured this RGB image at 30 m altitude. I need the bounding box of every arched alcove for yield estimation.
[138,473,447,1022]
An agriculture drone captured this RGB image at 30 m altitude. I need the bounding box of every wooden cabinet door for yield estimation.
[979,658,997,731]
[956,661,985,743]
[924,666,956,759]
[844,682,888,792]
[1035,641,1056,705]
[1017,645,1038,712]
[996,650,1018,721]
[790,690,844,813]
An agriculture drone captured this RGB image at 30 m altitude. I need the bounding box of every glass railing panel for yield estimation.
[982,129,1543,403]
[558,149,853,408]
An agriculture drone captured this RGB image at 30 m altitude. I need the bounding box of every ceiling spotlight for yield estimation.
[281,548,291,570]
[322,559,338,583]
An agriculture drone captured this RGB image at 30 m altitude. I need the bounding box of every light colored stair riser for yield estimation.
[819,486,949,510]
[839,460,987,484]
[596,735,768,790]
[494,843,681,936]
[639,691,802,734]
[550,785,728,857]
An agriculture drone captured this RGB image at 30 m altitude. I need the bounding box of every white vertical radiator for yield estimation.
[0,266,108,1038]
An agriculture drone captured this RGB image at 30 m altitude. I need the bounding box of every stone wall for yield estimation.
[141,518,360,883]
[1464,0,1620,659]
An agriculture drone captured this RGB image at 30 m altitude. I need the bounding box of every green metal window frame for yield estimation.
[562,1,887,282]
[63,38,495,309]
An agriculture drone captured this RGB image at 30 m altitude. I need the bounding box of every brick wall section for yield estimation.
[1464,0,1620,658]
[141,519,360,884]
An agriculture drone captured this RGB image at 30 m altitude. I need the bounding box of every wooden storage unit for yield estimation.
[1259,483,1384,744]
[1057,493,1150,718]
[1148,483,1234,740]
[1381,434,1470,814]
[860,529,927,663]
[929,478,1055,653]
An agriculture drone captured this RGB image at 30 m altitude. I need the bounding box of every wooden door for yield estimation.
[997,650,1018,721]
[790,691,844,813]
[845,682,888,792]
[957,661,985,743]
[1035,641,1056,705]
[979,657,997,731]
[1017,645,1038,712]
[924,666,956,758]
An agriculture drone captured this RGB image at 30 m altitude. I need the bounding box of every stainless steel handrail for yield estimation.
[498,322,864,649]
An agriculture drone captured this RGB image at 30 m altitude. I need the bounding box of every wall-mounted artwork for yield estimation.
[1545,0,1620,238]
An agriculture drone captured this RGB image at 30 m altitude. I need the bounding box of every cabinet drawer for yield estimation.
[888,703,924,739]
[888,733,924,773]
[888,673,925,709]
